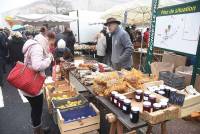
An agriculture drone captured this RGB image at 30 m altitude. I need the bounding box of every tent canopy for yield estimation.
[14,14,77,25]
[101,0,183,25]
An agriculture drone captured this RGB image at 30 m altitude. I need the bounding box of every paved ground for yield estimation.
[0,65,200,134]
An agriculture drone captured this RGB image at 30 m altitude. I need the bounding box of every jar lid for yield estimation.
[153,103,161,108]
[136,89,143,93]
[158,91,165,95]
[124,99,131,104]
[160,101,167,106]
[160,98,169,103]
[119,95,126,100]
[170,88,177,92]
[111,91,118,95]
[131,107,140,112]
[149,94,156,98]
[159,85,165,90]
[154,87,160,91]
[115,93,120,98]
[143,101,151,106]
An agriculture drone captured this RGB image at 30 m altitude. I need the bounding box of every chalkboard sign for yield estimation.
[169,92,185,106]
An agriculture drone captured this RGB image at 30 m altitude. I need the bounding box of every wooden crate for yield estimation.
[44,80,78,113]
[124,91,180,125]
[144,80,200,118]
[57,103,100,134]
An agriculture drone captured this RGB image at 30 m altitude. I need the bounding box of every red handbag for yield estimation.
[7,46,46,96]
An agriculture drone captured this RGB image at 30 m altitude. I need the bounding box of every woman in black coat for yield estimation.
[8,32,25,66]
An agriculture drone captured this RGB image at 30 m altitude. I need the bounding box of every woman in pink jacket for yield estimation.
[22,31,55,134]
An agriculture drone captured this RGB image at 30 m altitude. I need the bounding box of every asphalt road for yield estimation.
[0,66,60,134]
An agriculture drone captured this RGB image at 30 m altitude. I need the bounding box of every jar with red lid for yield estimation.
[110,91,118,103]
[135,90,143,102]
[149,94,156,106]
[153,103,161,112]
[143,91,151,101]
[118,95,126,109]
[143,101,151,112]
[123,99,131,114]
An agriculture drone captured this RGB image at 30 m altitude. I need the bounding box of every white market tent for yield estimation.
[14,14,77,26]
[101,0,183,25]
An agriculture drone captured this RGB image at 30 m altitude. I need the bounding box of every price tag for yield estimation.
[169,92,185,106]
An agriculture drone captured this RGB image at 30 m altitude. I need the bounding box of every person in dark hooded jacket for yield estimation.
[8,31,25,66]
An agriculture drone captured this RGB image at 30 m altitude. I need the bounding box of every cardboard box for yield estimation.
[162,53,186,69]
[151,62,174,78]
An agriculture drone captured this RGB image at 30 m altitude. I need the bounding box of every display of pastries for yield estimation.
[93,69,154,96]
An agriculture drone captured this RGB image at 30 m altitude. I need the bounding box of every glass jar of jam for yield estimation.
[135,90,143,102]
[153,103,161,112]
[123,99,131,114]
[148,86,155,93]
[154,87,160,94]
[130,107,140,123]
[118,95,126,109]
[160,98,169,104]
[164,87,171,98]
[143,91,151,101]
[160,101,168,109]
[110,91,118,103]
[159,85,165,91]
[170,88,177,95]
[158,91,165,96]
[114,93,120,106]
[143,101,151,112]
[149,94,156,106]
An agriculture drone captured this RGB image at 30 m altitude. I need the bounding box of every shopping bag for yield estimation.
[7,61,45,96]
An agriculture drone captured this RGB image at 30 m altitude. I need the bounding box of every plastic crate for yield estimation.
[52,94,88,124]
[159,71,185,90]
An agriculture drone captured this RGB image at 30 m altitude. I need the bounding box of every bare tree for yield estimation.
[48,0,65,13]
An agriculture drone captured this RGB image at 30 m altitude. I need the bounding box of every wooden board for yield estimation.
[96,96,147,130]
[143,80,200,118]
[57,103,100,134]
[124,91,180,125]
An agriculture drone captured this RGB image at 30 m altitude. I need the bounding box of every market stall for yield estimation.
[13,14,77,26]
[41,1,200,134]
[41,56,198,134]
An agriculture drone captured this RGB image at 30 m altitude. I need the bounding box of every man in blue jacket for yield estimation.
[104,18,133,70]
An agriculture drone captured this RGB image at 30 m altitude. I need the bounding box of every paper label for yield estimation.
[130,114,132,119]
[136,95,140,100]
[123,106,127,111]
[114,99,117,104]
[144,96,148,101]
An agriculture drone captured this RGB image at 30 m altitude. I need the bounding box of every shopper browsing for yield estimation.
[104,17,133,70]
[21,31,55,134]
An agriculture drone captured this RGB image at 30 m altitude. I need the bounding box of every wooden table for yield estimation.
[69,71,147,134]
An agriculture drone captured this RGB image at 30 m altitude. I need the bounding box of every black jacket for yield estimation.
[8,37,25,62]
[0,32,8,59]
[62,31,76,55]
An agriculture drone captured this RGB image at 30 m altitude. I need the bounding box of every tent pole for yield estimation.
[77,10,80,44]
